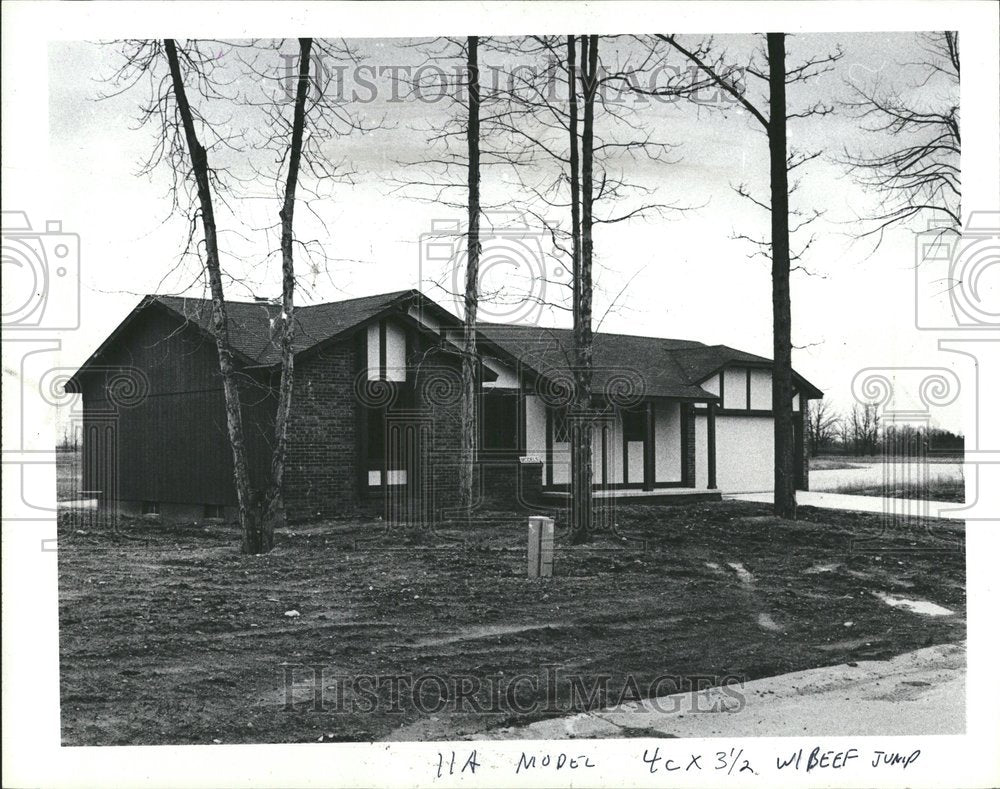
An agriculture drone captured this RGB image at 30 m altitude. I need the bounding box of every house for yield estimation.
[66,289,822,522]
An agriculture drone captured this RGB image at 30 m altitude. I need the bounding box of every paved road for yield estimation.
[466,643,965,740]
[810,461,963,492]
[727,490,966,520]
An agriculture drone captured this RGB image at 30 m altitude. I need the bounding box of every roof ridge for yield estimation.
[477,321,707,346]
[154,288,418,309]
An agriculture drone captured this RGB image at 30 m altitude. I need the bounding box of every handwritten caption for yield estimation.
[433,744,921,780]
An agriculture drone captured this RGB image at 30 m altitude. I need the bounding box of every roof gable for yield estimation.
[69,290,822,400]
[477,323,823,401]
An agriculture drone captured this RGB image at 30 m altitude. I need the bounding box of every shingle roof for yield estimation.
[77,289,821,400]
[476,323,823,401]
[155,290,416,365]
[475,324,717,400]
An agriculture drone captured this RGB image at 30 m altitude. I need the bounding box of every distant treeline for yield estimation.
[807,401,964,457]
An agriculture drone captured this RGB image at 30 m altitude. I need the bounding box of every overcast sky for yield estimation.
[39,33,968,430]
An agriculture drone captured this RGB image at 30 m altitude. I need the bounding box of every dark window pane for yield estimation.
[483,392,519,450]
[622,408,645,441]
[367,408,384,463]
[552,408,570,443]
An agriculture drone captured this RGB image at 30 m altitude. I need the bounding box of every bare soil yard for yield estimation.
[57,501,965,745]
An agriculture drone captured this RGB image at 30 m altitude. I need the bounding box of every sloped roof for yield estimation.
[71,289,822,400]
[475,324,715,400]
[476,323,823,401]
[155,290,417,366]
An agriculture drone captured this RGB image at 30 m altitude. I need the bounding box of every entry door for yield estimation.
[622,407,648,487]
[384,413,429,524]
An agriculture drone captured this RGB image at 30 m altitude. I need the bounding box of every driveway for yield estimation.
[465,643,965,739]
[728,490,967,520]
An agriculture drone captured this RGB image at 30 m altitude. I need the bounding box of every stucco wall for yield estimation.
[365,319,406,381]
[749,368,772,410]
[715,414,774,492]
[723,367,747,409]
[482,356,520,389]
[524,394,546,460]
[654,401,682,483]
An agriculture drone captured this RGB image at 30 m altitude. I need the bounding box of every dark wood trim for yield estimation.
[622,415,629,486]
[378,320,387,381]
[356,333,369,497]
[601,424,609,488]
[794,407,806,489]
[544,480,690,493]
[718,368,725,408]
[380,409,389,515]
[707,401,717,490]
[643,401,655,491]
[518,389,527,455]
[680,404,690,487]
[716,408,774,417]
[545,405,554,487]
[746,368,752,411]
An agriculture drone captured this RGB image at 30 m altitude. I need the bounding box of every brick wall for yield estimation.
[480,459,544,509]
[412,348,464,517]
[283,342,362,522]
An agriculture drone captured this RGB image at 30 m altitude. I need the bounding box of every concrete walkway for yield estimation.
[467,643,965,740]
[727,490,966,520]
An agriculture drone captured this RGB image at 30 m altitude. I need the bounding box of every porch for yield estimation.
[541,486,722,506]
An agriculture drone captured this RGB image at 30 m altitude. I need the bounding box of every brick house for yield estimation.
[66,289,822,522]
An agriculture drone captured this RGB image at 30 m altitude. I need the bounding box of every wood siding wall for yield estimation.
[77,306,274,507]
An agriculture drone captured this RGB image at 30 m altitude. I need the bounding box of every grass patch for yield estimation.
[811,454,964,471]
[832,477,965,503]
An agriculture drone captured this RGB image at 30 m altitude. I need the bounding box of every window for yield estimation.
[365,405,411,486]
[141,501,159,515]
[204,504,224,519]
[552,408,570,443]
[622,408,645,442]
[482,392,520,450]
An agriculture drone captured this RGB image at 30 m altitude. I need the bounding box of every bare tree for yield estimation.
[390,37,508,513]
[806,399,839,456]
[161,39,259,548]
[849,402,881,455]
[841,32,960,244]
[107,38,359,552]
[245,37,314,553]
[458,36,483,512]
[480,35,707,542]
[656,33,842,519]
[237,38,375,546]
[567,35,599,544]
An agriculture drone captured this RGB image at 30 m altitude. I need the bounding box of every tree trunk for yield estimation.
[164,39,258,546]
[569,35,597,545]
[767,33,797,520]
[254,37,313,553]
[459,36,481,512]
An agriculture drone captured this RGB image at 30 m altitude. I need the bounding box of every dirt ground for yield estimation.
[57,501,965,745]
